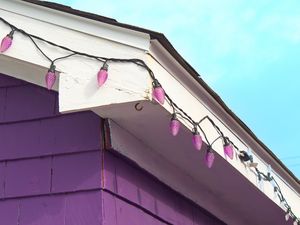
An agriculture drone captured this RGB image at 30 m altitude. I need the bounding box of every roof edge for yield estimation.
[21,0,299,185]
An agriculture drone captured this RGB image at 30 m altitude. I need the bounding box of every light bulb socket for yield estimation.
[171,113,178,121]
[49,64,56,73]
[258,173,262,181]
[192,126,199,135]
[7,30,15,39]
[285,208,291,221]
[249,155,254,162]
[223,137,232,149]
[207,145,213,153]
[152,79,161,88]
[267,172,271,180]
[223,137,230,146]
[101,62,108,71]
[239,150,251,162]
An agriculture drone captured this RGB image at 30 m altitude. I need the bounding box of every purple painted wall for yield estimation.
[0,73,225,225]
[102,152,226,225]
[0,73,103,225]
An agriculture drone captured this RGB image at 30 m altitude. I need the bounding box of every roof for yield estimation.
[21,0,299,184]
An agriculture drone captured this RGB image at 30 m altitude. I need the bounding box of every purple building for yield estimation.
[0,73,226,224]
[0,1,299,225]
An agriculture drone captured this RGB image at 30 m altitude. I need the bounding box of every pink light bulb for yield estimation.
[170,114,180,136]
[45,64,56,90]
[192,129,202,151]
[285,211,290,221]
[205,149,215,168]
[0,31,14,53]
[152,79,165,105]
[97,63,108,87]
[223,138,234,159]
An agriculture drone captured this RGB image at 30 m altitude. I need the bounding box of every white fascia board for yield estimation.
[0,5,150,100]
[149,39,299,190]
[148,40,300,216]
[0,0,150,50]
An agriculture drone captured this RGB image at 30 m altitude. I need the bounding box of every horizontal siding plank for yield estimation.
[19,195,65,225]
[52,151,102,193]
[0,199,19,225]
[0,73,25,88]
[0,191,103,224]
[65,191,102,225]
[0,112,101,160]
[0,120,42,160]
[39,112,102,156]
[5,157,51,198]
[0,191,102,225]
[3,85,57,123]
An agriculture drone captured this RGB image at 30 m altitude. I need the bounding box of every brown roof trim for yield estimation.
[21,0,299,185]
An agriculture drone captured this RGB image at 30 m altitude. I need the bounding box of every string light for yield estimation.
[267,164,272,176]
[170,113,180,136]
[192,126,202,150]
[223,137,234,159]
[205,146,215,168]
[286,208,291,221]
[258,172,264,190]
[45,63,56,90]
[0,17,298,224]
[152,79,165,104]
[239,150,251,162]
[0,30,14,52]
[97,62,108,87]
[238,150,258,168]
[267,165,277,190]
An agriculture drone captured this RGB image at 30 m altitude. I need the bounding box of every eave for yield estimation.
[0,1,299,224]
[20,0,300,186]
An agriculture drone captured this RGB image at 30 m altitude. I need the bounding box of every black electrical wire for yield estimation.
[0,16,298,224]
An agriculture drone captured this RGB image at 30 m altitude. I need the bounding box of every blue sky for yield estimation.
[50,0,300,177]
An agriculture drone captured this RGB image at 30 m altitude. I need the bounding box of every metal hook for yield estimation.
[134,102,143,111]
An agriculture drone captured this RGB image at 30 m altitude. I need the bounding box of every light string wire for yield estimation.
[0,17,298,223]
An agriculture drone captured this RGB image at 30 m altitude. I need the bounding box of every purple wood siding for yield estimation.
[0,73,224,225]
[0,73,103,225]
[51,152,101,193]
[5,157,52,197]
[102,152,226,225]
